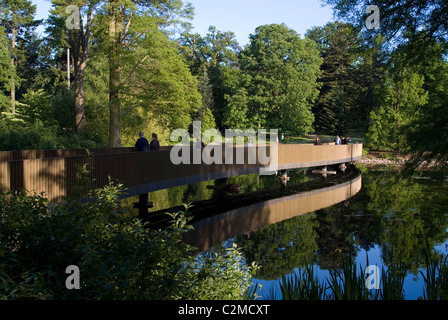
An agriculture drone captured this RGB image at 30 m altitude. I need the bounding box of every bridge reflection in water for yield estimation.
[183,169,362,252]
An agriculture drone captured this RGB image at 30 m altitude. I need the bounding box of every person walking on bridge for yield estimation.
[135,131,150,152]
[150,133,160,151]
[335,135,341,145]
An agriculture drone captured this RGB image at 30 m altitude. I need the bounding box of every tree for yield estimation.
[95,0,194,147]
[366,53,428,152]
[87,0,199,146]
[180,26,240,76]
[400,37,448,170]
[179,26,240,131]
[321,0,448,45]
[306,22,363,134]
[323,0,448,168]
[225,24,322,133]
[0,26,16,113]
[49,0,98,135]
[350,35,387,131]
[0,0,37,114]
[194,65,216,133]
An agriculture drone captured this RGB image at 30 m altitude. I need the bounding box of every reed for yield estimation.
[267,248,448,300]
[273,253,405,300]
[278,265,326,300]
[421,250,448,300]
[326,254,373,300]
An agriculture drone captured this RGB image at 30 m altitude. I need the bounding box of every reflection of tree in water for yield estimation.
[236,215,318,280]
[123,166,448,285]
[314,169,448,275]
[227,170,312,194]
[122,170,312,215]
[233,169,448,281]
[313,204,361,270]
[363,170,448,275]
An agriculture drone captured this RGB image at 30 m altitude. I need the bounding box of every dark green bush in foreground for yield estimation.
[0,178,257,300]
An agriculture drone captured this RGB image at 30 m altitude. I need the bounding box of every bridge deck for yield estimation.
[0,143,362,203]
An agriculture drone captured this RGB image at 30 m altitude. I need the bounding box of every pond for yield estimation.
[125,164,448,300]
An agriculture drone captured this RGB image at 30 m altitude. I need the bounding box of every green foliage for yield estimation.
[366,60,428,152]
[270,250,445,300]
[322,0,448,168]
[186,243,259,300]
[0,121,59,150]
[193,66,216,133]
[420,246,448,300]
[18,88,55,124]
[276,266,326,300]
[224,24,322,134]
[0,167,257,300]
[326,253,373,300]
[179,26,240,131]
[0,120,102,151]
[322,0,448,45]
[0,27,16,112]
[306,22,365,134]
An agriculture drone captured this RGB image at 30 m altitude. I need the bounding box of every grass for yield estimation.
[285,131,366,145]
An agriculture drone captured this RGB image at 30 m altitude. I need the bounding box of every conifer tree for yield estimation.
[0,0,36,114]
[0,26,16,112]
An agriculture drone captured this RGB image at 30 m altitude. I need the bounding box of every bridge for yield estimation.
[0,143,363,208]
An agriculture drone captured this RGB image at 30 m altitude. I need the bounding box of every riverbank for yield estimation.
[356,151,408,166]
[357,151,448,172]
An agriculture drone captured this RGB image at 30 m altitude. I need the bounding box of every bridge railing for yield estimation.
[0,143,362,204]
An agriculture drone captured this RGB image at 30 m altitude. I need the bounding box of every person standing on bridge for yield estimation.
[335,135,341,145]
[135,131,150,152]
[150,133,160,151]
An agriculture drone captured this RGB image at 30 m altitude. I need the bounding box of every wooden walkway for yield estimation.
[0,143,363,203]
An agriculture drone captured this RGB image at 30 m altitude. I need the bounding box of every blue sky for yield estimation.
[186,0,335,46]
[32,0,335,46]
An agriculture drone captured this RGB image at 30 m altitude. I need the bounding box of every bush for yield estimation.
[0,121,103,151]
[0,170,257,300]
[0,121,60,151]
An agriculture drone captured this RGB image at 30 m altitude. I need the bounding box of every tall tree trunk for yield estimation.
[68,4,92,135]
[74,57,86,134]
[67,47,70,90]
[10,27,16,114]
[108,2,121,147]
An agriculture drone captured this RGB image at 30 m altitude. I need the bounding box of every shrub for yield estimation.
[0,121,103,151]
[0,171,257,299]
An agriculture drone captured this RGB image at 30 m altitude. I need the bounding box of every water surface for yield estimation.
[126,166,448,299]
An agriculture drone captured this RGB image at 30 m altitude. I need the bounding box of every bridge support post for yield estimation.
[312,166,337,178]
[133,193,154,220]
[278,170,290,190]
